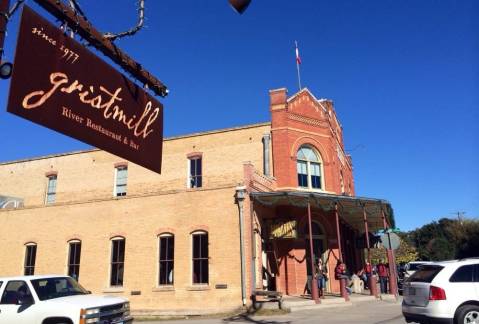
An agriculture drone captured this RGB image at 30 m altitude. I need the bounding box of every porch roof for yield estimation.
[249,191,395,233]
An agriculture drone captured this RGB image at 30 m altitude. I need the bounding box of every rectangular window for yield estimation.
[0,281,34,305]
[115,167,128,197]
[46,175,57,204]
[68,241,82,281]
[192,233,208,284]
[24,245,37,276]
[159,235,174,285]
[474,265,479,283]
[449,265,474,283]
[311,162,321,189]
[409,265,444,283]
[110,239,125,286]
[189,158,202,188]
[297,161,308,187]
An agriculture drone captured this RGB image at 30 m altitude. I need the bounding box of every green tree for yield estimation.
[409,217,479,261]
[456,219,479,258]
[368,232,417,264]
[394,236,419,264]
[369,218,479,265]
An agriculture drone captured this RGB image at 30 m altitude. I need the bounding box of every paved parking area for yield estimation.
[138,298,406,324]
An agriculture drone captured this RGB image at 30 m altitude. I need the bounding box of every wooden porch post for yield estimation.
[334,202,349,301]
[307,200,320,303]
[363,205,378,297]
[381,208,398,297]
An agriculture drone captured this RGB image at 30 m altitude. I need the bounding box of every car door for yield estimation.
[474,264,479,298]
[448,264,475,309]
[0,280,38,324]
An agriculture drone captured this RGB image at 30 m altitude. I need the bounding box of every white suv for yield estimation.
[402,258,479,324]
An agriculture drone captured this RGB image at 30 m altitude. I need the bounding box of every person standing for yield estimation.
[377,260,389,294]
[315,258,326,298]
[364,260,372,289]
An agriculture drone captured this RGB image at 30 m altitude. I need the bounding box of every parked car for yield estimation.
[0,275,133,324]
[397,263,406,295]
[402,258,479,324]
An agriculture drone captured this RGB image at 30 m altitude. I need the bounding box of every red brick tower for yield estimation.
[269,88,355,195]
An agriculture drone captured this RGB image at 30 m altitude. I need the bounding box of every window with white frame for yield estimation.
[45,175,57,204]
[158,234,174,285]
[68,240,82,281]
[110,237,125,287]
[192,231,208,284]
[297,146,323,190]
[24,243,37,276]
[188,157,202,188]
[114,166,128,197]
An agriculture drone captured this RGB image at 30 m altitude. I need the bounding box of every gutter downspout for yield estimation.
[236,186,247,306]
[250,199,256,295]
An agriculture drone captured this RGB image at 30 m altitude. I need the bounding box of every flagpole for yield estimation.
[295,41,302,91]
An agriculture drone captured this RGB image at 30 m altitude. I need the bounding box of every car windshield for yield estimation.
[408,265,444,283]
[31,277,89,301]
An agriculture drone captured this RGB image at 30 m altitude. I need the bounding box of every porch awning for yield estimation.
[250,191,394,233]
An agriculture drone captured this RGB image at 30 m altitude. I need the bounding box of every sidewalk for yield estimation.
[136,296,404,324]
[281,291,398,312]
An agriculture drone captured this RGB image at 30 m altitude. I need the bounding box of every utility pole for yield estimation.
[454,211,466,225]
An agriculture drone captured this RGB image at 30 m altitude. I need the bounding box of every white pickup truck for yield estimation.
[0,275,133,324]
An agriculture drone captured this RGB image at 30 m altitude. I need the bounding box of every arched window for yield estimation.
[340,170,345,193]
[67,240,82,281]
[192,231,208,284]
[24,243,37,276]
[158,233,174,285]
[110,237,125,287]
[297,146,323,190]
[303,221,326,238]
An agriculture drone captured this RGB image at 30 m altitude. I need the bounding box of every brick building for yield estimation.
[0,88,395,314]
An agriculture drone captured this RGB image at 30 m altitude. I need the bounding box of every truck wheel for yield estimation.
[456,305,479,324]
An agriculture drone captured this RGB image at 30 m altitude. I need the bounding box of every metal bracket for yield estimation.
[32,0,168,97]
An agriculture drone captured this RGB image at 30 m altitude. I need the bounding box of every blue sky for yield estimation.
[0,1,477,231]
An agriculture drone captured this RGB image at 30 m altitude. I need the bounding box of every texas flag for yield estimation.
[295,42,302,65]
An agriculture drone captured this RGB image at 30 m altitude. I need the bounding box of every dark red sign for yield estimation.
[7,6,163,173]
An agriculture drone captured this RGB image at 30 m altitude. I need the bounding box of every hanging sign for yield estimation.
[269,219,298,239]
[7,6,163,174]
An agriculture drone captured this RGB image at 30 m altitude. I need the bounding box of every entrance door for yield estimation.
[304,221,328,292]
[305,239,325,276]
